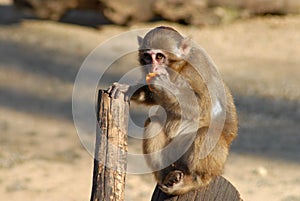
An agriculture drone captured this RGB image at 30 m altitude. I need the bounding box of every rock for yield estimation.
[153,0,224,26]
[13,0,99,20]
[210,0,300,14]
[99,0,154,25]
[13,0,300,25]
[254,166,268,177]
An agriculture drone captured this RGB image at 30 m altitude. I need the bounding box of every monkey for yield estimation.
[108,26,238,195]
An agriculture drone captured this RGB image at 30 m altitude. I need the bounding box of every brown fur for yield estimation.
[137,27,238,195]
[109,26,238,195]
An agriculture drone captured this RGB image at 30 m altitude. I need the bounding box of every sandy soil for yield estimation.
[0,2,300,201]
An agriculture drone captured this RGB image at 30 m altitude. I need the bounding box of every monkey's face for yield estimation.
[139,49,169,75]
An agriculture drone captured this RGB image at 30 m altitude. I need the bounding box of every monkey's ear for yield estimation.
[137,36,144,47]
[180,37,192,56]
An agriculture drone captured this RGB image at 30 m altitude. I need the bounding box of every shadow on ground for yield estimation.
[232,95,300,162]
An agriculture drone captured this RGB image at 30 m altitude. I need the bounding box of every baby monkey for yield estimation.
[108,26,238,195]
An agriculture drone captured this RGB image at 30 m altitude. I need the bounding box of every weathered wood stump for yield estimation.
[151,176,242,201]
[90,90,129,201]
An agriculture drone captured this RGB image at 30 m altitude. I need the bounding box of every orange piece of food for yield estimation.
[146,72,158,83]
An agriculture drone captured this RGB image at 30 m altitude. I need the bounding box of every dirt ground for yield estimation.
[0,1,300,201]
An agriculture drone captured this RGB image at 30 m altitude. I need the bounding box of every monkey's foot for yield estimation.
[162,170,184,188]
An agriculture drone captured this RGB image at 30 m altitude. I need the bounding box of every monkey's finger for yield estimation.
[107,82,118,94]
[107,83,131,101]
[106,84,118,99]
[111,87,121,99]
[106,86,113,94]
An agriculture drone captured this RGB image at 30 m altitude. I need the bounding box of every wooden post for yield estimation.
[90,90,129,201]
[151,176,242,201]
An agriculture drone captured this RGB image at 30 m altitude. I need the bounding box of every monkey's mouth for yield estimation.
[146,72,158,83]
[146,72,159,91]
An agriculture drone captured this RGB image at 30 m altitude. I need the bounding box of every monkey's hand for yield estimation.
[148,73,179,96]
[146,72,159,84]
[107,82,130,102]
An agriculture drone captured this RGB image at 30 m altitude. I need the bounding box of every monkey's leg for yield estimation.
[156,133,198,194]
[143,116,169,181]
[161,128,229,195]
[157,129,212,195]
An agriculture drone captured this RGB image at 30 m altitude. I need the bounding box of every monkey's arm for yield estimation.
[107,83,156,105]
[149,74,198,114]
[130,85,156,105]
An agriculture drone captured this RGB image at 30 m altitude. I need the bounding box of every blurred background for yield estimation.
[0,0,299,200]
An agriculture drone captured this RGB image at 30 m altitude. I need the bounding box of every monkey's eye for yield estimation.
[142,53,152,64]
[156,53,165,61]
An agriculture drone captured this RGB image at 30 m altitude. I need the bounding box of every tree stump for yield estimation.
[90,90,129,201]
[151,176,242,201]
